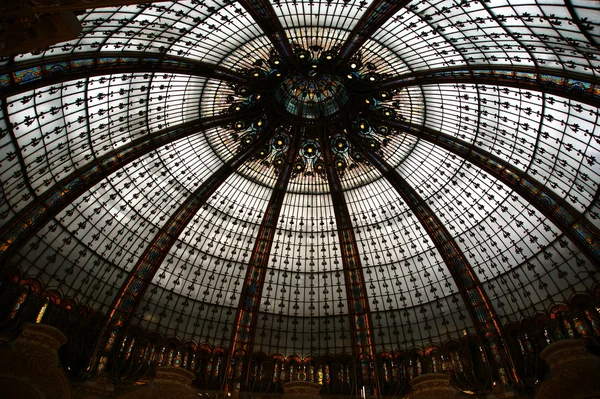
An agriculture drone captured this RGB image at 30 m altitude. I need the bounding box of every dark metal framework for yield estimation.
[371,115,600,270]
[237,0,295,61]
[0,0,598,395]
[0,111,259,266]
[0,52,254,98]
[336,0,409,67]
[346,128,518,386]
[563,0,600,50]
[319,127,379,394]
[226,128,301,393]
[371,66,600,108]
[93,116,280,371]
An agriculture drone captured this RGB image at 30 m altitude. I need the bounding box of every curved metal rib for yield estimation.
[370,66,600,107]
[237,0,295,61]
[369,115,600,270]
[346,128,519,386]
[0,0,166,14]
[0,52,254,98]
[336,1,409,68]
[226,127,301,394]
[563,0,600,50]
[93,116,280,372]
[318,127,379,394]
[0,110,260,267]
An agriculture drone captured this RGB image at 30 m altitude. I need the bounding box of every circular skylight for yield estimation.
[0,0,598,395]
[276,74,349,119]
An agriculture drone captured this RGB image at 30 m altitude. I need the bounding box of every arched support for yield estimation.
[0,52,254,98]
[0,0,167,14]
[563,0,600,50]
[409,373,455,399]
[226,127,301,395]
[369,66,600,108]
[0,110,260,268]
[345,128,518,387]
[318,127,379,396]
[92,116,280,374]
[0,323,72,399]
[335,1,409,68]
[536,339,600,399]
[368,115,600,270]
[0,97,36,212]
[237,0,295,61]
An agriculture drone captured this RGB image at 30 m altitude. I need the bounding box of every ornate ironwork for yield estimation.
[371,115,600,270]
[336,0,410,67]
[346,127,518,386]
[0,52,254,98]
[371,67,600,108]
[319,127,379,394]
[0,110,260,267]
[226,127,301,394]
[93,116,280,372]
[237,0,294,60]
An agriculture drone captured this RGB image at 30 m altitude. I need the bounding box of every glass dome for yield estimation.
[0,0,598,395]
[276,74,349,119]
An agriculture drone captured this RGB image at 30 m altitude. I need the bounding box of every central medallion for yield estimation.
[276,73,349,120]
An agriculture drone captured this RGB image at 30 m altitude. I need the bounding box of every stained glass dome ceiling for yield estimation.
[0,0,599,362]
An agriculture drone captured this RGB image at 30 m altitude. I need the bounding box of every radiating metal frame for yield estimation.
[345,125,518,385]
[0,110,260,267]
[93,116,281,371]
[237,0,295,61]
[0,98,36,210]
[0,52,254,99]
[336,0,409,67]
[563,0,600,50]
[226,126,301,393]
[369,66,600,108]
[370,115,600,270]
[318,127,379,394]
[0,0,165,14]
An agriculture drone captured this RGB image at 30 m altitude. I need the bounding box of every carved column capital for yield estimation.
[151,366,197,399]
[536,339,600,399]
[409,373,455,399]
[116,366,197,399]
[74,373,115,399]
[0,323,71,399]
[282,381,323,399]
